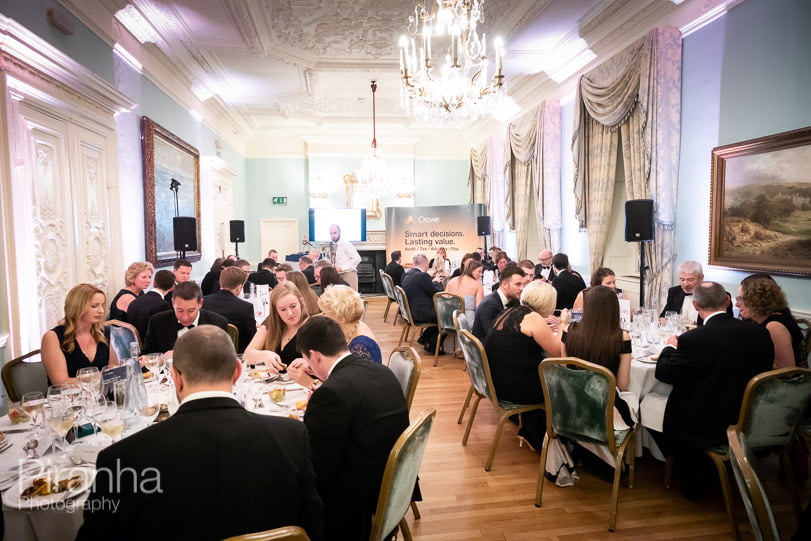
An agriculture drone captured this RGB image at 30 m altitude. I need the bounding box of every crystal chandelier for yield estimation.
[356,81,385,219]
[399,0,507,123]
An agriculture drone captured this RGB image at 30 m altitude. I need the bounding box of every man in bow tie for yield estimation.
[142,281,228,355]
[534,249,556,282]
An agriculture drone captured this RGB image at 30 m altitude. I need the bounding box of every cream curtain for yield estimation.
[487,135,507,250]
[468,142,488,206]
[572,27,681,306]
[540,101,562,253]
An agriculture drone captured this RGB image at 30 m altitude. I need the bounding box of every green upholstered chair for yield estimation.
[222,525,310,541]
[456,330,544,471]
[536,357,635,532]
[103,320,141,361]
[379,270,399,324]
[393,286,438,348]
[453,310,472,333]
[369,409,436,541]
[432,292,464,366]
[1,349,47,403]
[727,426,780,541]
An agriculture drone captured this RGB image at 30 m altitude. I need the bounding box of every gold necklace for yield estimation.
[346,321,360,341]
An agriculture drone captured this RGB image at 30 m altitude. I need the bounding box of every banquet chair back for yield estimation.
[379,270,399,324]
[104,320,141,361]
[727,426,780,541]
[796,318,810,368]
[432,292,464,366]
[393,286,437,348]
[456,330,545,471]
[453,310,472,333]
[1,349,47,403]
[369,409,436,541]
[226,324,239,352]
[386,346,422,410]
[222,525,310,541]
[537,357,635,532]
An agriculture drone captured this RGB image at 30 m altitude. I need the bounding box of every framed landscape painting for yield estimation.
[141,116,201,266]
[709,126,811,276]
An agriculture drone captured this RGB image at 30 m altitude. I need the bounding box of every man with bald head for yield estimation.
[328,224,361,291]
[534,249,556,282]
[78,326,323,540]
[402,253,444,353]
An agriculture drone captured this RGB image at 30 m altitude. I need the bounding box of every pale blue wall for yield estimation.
[676,0,811,312]
[414,159,469,207]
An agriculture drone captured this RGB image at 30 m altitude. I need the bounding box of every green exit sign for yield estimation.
[272,196,287,205]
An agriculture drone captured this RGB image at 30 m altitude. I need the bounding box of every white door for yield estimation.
[260,219,299,262]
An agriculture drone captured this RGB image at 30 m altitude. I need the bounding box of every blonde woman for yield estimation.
[244,282,309,372]
[42,284,117,385]
[109,261,153,321]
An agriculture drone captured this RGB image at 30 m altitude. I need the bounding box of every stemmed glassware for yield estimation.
[77,367,101,396]
[99,401,125,444]
[46,400,77,456]
[21,391,46,436]
[144,354,164,382]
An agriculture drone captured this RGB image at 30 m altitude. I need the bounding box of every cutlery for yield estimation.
[2,428,34,434]
[0,441,13,454]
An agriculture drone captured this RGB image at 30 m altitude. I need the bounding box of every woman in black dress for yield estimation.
[244,282,310,372]
[108,261,153,321]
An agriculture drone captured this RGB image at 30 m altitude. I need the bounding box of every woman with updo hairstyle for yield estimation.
[318,285,381,363]
[285,270,321,316]
[108,261,153,321]
[42,284,116,385]
[736,275,803,369]
[244,282,309,372]
[572,267,628,311]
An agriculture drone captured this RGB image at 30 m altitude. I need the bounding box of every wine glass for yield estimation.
[144,354,164,382]
[21,391,46,435]
[46,401,77,456]
[139,383,161,428]
[99,402,125,444]
[77,367,101,396]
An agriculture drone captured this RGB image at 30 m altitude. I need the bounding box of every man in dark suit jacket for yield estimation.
[203,267,256,353]
[77,326,323,541]
[401,253,444,352]
[247,257,278,288]
[384,250,405,287]
[127,269,174,341]
[298,255,317,284]
[533,249,558,282]
[658,260,732,325]
[655,282,773,486]
[142,282,228,354]
[472,266,526,340]
[550,253,586,311]
[298,316,409,541]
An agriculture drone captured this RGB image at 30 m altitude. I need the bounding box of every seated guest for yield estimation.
[247,257,278,289]
[207,258,235,295]
[42,284,116,385]
[298,256,316,284]
[203,267,257,353]
[384,250,405,287]
[312,260,332,295]
[234,259,252,273]
[142,282,228,355]
[128,269,174,340]
[200,257,225,296]
[244,282,309,372]
[736,274,803,368]
[402,253,444,353]
[108,261,153,321]
[659,260,732,324]
[275,263,293,283]
[655,282,773,497]
[298,316,408,540]
[472,266,526,341]
[484,281,562,450]
[77,326,323,541]
[445,260,484,321]
[518,260,537,285]
[318,266,349,289]
[319,285,381,363]
[550,252,586,311]
[493,251,510,281]
[307,248,321,262]
[286,270,321,316]
[534,249,556,282]
[428,254,451,282]
[165,259,192,302]
[428,246,450,272]
[572,267,630,310]
[449,252,473,280]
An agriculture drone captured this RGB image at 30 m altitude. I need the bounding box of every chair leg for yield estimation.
[399,517,413,541]
[535,434,551,507]
[383,299,392,322]
[609,436,634,532]
[462,395,482,446]
[664,455,674,489]
[433,331,444,366]
[398,323,410,346]
[457,385,474,424]
[706,451,740,541]
[626,432,636,489]
[485,411,511,471]
[778,450,802,521]
[410,501,421,520]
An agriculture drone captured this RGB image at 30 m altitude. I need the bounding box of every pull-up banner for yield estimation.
[385,204,485,267]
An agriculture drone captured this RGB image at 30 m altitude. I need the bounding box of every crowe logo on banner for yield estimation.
[385,204,485,267]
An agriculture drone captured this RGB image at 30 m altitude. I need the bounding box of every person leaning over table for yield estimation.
[77,326,324,541]
[244,282,310,372]
[42,283,117,385]
[108,261,153,322]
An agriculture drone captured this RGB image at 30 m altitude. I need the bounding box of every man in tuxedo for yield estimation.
[472,265,526,341]
[401,253,444,353]
[127,269,174,340]
[142,282,228,354]
[659,260,732,324]
[247,258,278,288]
[384,250,405,287]
[655,282,773,497]
[163,258,192,302]
[298,316,409,541]
[203,267,256,353]
[77,326,323,541]
[298,256,317,284]
[550,252,586,311]
[534,249,557,282]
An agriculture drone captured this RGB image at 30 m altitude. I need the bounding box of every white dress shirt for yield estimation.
[332,239,361,272]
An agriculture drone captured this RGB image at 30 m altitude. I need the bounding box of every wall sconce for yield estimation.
[396,176,414,199]
[310,176,328,199]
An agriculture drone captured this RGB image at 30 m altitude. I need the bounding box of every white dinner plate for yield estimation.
[4,465,95,509]
[637,356,658,364]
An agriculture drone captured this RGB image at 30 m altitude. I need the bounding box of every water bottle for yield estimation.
[129,341,140,361]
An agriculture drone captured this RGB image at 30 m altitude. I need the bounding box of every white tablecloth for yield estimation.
[628,344,673,460]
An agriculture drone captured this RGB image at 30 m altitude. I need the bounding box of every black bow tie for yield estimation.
[541,266,550,270]
[177,323,195,330]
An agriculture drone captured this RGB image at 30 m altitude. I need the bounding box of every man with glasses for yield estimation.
[534,249,556,282]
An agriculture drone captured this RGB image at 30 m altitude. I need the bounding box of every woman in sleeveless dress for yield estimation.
[108,261,153,321]
[571,267,629,311]
[42,283,117,385]
[445,260,485,321]
[245,282,310,372]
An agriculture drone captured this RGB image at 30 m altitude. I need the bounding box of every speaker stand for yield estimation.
[638,241,649,309]
[233,242,240,259]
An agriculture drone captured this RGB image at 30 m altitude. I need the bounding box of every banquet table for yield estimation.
[628,343,673,460]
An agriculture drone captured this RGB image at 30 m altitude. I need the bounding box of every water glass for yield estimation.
[99,402,124,443]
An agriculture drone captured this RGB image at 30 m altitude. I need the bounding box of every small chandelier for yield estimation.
[399,0,506,123]
[356,81,385,219]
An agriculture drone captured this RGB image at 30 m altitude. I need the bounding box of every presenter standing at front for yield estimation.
[328,224,361,291]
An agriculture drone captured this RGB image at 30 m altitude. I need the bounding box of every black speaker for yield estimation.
[477,216,492,236]
[624,199,654,242]
[173,217,197,251]
[229,220,245,243]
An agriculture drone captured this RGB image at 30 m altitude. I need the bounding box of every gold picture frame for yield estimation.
[141,116,201,266]
[709,125,811,276]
